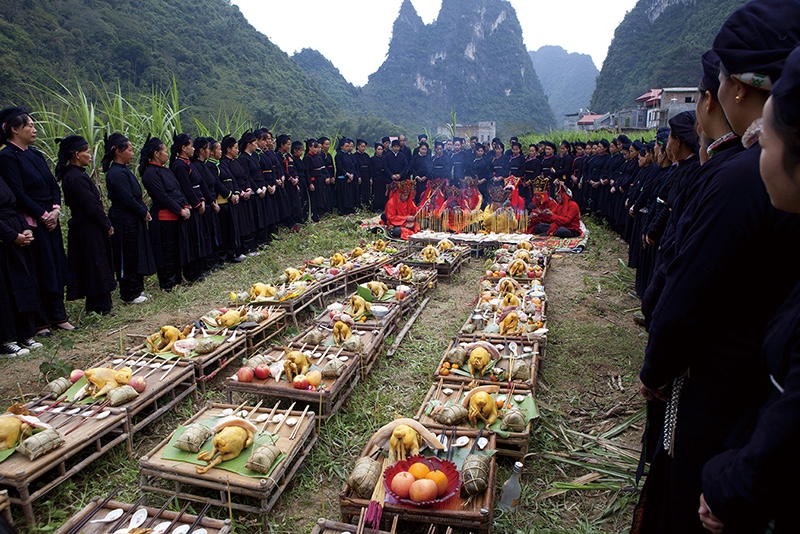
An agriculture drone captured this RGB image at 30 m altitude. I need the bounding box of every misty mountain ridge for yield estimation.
[530,46,599,124]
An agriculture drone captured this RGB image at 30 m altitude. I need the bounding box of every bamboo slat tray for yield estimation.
[84,354,197,434]
[139,402,317,519]
[339,427,496,534]
[225,346,365,419]
[310,517,394,534]
[54,498,232,534]
[415,382,536,458]
[289,325,386,373]
[0,408,129,525]
[433,337,540,391]
[314,296,403,334]
[128,327,248,394]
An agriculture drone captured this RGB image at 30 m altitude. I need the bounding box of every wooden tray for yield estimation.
[247,282,324,329]
[85,355,198,434]
[139,402,317,519]
[0,489,11,526]
[314,296,403,335]
[415,382,536,458]
[0,408,130,525]
[403,246,469,281]
[433,337,540,391]
[376,264,438,300]
[225,346,365,419]
[310,517,393,534]
[128,328,248,394]
[239,308,288,355]
[54,498,232,534]
[289,325,386,373]
[339,427,496,534]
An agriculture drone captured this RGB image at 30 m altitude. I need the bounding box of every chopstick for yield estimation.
[65,486,123,534]
[186,501,211,533]
[163,500,191,533]
[65,400,111,435]
[159,357,182,381]
[289,405,309,440]
[246,400,264,418]
[144,495,175,528]
[355,508,366,534]
[108,494,147,533]
[259,401,281,434]
[272,402,296,434]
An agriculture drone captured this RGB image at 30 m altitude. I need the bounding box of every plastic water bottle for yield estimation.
[498,461,523,512]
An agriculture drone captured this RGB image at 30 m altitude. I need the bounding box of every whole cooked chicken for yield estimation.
[372,239,387,252]
[0,414,30,451]
[467,391,499,426]
[421,245,439,262]
[499,311,519,335]
[330,252,346,267]
[283,349,311,382]
[333,320,353,345]
[508,259,528,278]
[215,308,247,327]
[349,295,371,318]
[250,283,277,300]
[147,324,193,353]
[85,366,133,398]
[196,417,257,474]
[468,346,492,378]
[284,267,304,283]
[398,264,413,281]
[389,423,421,464]
[366,281,389,300]
[502,293,520,308]
[351,247,365,258]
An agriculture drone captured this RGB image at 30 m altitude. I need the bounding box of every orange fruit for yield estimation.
[425,469,449,496]
[441,362,451,369]
[439,368,450,376]
[495,398,505,410]
[408,461,431,480]
[451,364,459,369]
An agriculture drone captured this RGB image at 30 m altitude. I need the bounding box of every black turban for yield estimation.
[221,135,237,153]
[434,141,443,148]
[545,141,556,150]
[771,46,800,129]
[700,49,722,95]
[382,136,390,143]
[656,127,671,145]
[391,139,400,147]
[713,0,800,89]
[374,142,383,149]
[418,134,426,141]
[0,106,28,130]
[632,140,644,152]
[58,134,88,155]
[668,110,698,149]
[598,139,610,149]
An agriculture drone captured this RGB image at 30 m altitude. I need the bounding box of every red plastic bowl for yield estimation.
[384,455,461,507]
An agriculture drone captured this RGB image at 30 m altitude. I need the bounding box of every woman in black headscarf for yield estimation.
[170,133,207,283]
[58,135,116,315]
[699,44,800,534]
[0,107,75,334]
[190,136,221,271]
[0,107,41,355]
[103,132,155,304]
[234,132,256,254]
[140,137,190,291]
[216,136,243,263]
[634,2,800,532]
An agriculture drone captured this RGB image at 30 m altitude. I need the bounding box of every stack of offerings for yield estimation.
[377,261,438,310]
[139,402,317,520]
[0,391,130,525]
[127,322,248,394]
[225,284,404,419]
[339,418,497,534]
[404,239,469,282]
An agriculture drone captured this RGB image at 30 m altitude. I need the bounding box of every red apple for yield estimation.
[69,369,84,383]
[128,376,147,393]
[390,471,416,499]
[254,364,271,380]
[219,308,228,314]
[329,267,339,275]
[485,270,493,277]
[236,367,255,382]
[527,270,536,278]
[292,374,309,389]
[306,370,322,387]
[408,478,439,502]
[394,290,406,301]
[498,271,507,278]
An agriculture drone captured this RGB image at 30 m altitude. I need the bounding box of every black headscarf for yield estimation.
[771,45,800,129]
[656,127,671,146]
[55,134,89,180]
[699,49,722,95]
[138,136,164,176]
[713,0,800,89]
[0,106,30,145]
[101,132,130,172]
[668,110,699,152]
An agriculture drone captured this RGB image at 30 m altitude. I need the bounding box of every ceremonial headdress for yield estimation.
[388,179,415,197]
[531,175,550,194]
[488,183,512,203]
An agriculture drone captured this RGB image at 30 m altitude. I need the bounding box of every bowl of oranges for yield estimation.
[384,455,460,507]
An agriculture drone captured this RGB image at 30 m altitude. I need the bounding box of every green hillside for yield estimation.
[530,46,599,123]
[0,0,342,137]
[590,0,748,113]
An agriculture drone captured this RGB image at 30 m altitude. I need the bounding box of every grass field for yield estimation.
[1,213,647,533]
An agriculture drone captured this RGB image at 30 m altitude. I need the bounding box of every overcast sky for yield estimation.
[232,0,638,87]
